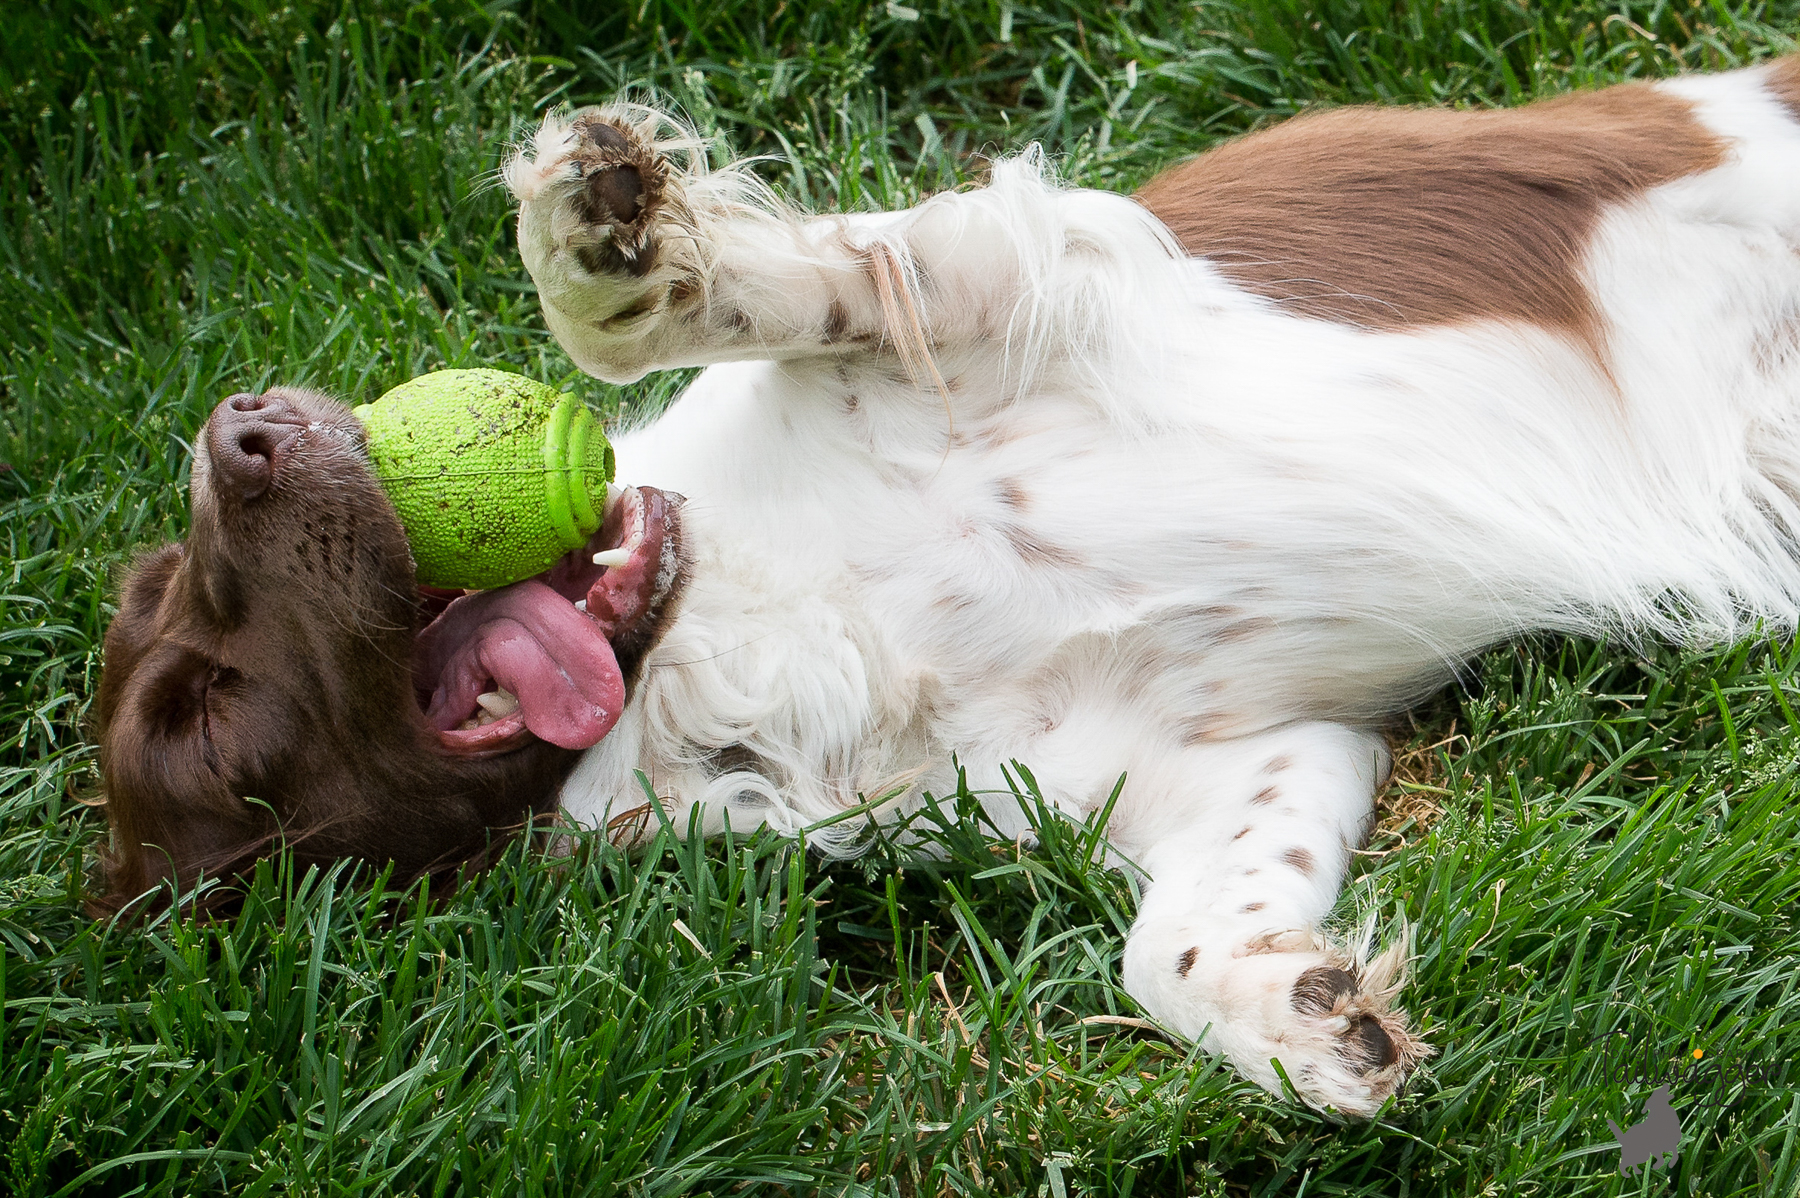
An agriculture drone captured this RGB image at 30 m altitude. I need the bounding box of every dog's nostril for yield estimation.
[236,430,276,465]
[228,393,268,413]
[208,410,301,503]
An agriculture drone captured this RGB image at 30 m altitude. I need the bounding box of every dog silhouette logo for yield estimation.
[1608,1084,1681,1177]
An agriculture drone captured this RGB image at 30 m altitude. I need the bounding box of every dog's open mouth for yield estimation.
[412,485,681,757]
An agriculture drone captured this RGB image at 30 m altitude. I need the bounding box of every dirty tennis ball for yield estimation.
[352,368,615,590]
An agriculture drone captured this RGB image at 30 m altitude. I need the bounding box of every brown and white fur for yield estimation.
[96,56,1800,1119]
[496,57,1800,1116]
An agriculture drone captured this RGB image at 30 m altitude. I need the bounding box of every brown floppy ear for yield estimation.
[88,828,268,920]
[87,766,275,913]
[90,633,273,918]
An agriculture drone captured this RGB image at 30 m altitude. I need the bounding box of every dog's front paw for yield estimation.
[505,106,698,379]
[559,113,669,281]
[1125,926,1430,1117]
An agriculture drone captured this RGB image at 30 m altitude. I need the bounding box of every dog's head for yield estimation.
[92,387,682,915]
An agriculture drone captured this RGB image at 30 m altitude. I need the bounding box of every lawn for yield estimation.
[4,0,1800,1194]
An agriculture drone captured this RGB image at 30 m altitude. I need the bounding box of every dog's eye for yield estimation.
[199,664,243,731]
[193,664,246,774]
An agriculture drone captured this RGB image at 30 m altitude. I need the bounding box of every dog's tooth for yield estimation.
[458,718,481,731]
[574,599,588,613]
[591,547,632,568]
[476,688,520,718]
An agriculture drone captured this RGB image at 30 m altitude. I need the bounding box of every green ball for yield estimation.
[353,368,615,590]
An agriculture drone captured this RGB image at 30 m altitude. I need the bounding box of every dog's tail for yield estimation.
[1606,1119,1628,1143]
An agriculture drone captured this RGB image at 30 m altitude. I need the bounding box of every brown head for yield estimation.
[92,388,593,916]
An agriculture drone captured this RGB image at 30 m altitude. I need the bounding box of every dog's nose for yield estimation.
[206,393,305,502]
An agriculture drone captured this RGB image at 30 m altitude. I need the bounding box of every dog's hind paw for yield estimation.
[1275,949,1430,1116]
[1126,924,1431,1118]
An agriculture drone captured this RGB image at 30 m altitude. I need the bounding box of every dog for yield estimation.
[1608,1085,1682,1176]
[93,55,1800,1117]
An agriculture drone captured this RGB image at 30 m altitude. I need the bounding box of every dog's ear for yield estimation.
[88,801,274,919]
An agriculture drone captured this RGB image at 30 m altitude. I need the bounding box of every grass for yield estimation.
[4,0,1800,1193]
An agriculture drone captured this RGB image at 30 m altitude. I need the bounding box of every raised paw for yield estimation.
[503,105,705,379]
[561,113,668,278]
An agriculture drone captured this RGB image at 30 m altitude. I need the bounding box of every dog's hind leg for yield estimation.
[1116,721,1428,1117]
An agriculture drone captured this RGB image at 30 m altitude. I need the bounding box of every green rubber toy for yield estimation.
[352,368,615,590]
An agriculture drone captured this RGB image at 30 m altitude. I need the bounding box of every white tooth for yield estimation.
[476,688,520,718]
[458,718,481,732]
[591,547,632,568]
[605,482,626,510]
[574,599,588,613]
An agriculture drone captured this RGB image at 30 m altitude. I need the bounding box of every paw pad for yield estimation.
[565,114,667,277]
[1345,1015,1399,1070]
[1291,965,1358,1015]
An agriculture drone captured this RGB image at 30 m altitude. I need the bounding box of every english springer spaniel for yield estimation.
[96,55,1800,1116]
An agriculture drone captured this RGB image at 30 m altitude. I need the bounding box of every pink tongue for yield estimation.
[415,580,624,751]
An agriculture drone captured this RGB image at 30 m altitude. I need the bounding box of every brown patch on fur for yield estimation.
[1135,80,1725,359]
[1252,785,1279,805]
[1178,713,1230,745]
[1176,946,1199,978]
[1164,602,1238,623]
[967,416,1029,452]
[1001,523,1084,569]
[1344,1017,1401,1070]
[1240,901,1266,913]
[1283,846,1316,876]
[1769,54,1800,122]
[1232,824,1254,841]
[824,298,851,342]
[1215,617,1276,642]
[1264,755,1293,773]
[995,477,1030,511]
